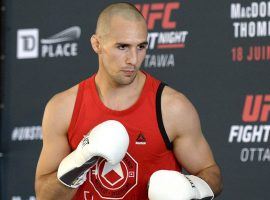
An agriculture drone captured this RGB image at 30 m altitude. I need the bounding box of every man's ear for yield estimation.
[90,34,102,54]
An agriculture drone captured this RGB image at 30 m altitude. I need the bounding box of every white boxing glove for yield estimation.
[57,120,129,188]
[148,170,214,200]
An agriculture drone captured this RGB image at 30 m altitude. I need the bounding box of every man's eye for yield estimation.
[117,45,127,50]
[138,45,147,50]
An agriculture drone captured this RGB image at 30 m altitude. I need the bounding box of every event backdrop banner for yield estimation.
[1,0,270,199]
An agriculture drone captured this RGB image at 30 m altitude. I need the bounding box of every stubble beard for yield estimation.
[113,71,138,86]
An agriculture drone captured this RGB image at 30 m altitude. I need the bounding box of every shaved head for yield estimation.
[90,3,148,86]
[96,2,146,38]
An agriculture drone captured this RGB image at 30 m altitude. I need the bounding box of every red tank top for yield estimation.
[68,72,181,200]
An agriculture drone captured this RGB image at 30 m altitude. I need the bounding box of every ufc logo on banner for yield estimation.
[242,95,270,122]
[135,2,180,30]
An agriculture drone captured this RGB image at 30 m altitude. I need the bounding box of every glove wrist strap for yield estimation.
[186,175,214,200]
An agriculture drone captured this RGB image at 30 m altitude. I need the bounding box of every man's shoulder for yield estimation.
[45,75,93,118]
[42,84,80,135]
[162,86,191,110]
[161,85,201,140]
[161,86,199,128]
[45,84,79,118]
[51,84,79,107]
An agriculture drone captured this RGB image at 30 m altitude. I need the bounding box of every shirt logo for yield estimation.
[89,153,138,199]
[135,133,147,145]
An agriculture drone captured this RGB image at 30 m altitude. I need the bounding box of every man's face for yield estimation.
[98,16,148,86]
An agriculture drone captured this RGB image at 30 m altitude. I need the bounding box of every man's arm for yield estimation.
[162,86,223,196]
[35,87,78,200]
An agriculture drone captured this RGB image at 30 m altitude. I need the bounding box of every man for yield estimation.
[35,2,222,200]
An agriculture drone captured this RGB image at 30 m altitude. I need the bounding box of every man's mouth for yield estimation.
[121,68,135,76]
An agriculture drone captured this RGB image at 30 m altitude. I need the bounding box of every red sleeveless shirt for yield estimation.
[68,72,181,200]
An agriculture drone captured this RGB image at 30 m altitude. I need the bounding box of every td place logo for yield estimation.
[17,26,81,59]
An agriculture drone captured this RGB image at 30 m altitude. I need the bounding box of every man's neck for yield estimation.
[94,71,146,111]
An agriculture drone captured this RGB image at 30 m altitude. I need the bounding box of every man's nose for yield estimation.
[126,48,138,66]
